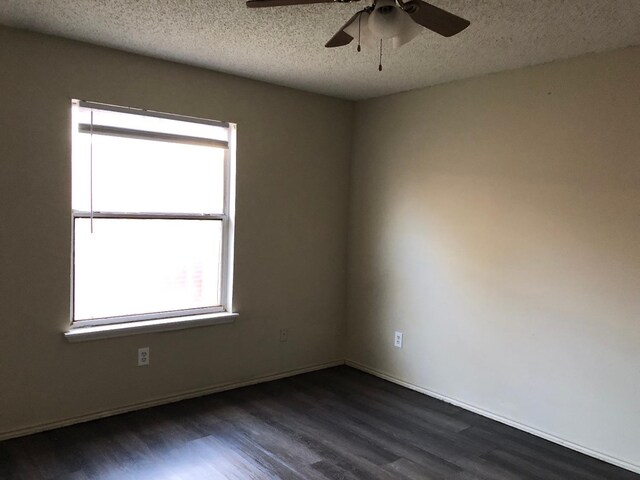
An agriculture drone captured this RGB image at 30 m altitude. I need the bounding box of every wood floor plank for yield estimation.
[273,383,467,475]
[460,418,640,480]
[0,366,637,480]
[247,399,401,478]
[382,457,459,480]
[291,372,472,436]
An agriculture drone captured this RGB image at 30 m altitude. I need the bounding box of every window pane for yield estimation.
[74,218,222,320]
[72,134,225,214]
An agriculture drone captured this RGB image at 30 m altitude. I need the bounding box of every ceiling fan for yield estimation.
[246,0,470,68]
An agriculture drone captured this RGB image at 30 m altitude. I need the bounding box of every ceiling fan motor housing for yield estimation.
[399,1,419,14]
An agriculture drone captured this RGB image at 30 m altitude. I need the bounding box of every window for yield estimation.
[71,100,235,327]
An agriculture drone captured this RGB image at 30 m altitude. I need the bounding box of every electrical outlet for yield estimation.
[394,331,403,348]
[279,328,289,343]
[138,347,150,366]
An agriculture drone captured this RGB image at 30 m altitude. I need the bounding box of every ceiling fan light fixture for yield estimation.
[343,11,377,50]
[367,0,405,39]
[391,11,423,48]
[343,1,421,52]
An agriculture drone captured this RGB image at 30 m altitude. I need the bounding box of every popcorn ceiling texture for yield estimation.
[0,0,639,99]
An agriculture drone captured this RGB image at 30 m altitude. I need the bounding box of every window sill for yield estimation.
[64,312,238,343]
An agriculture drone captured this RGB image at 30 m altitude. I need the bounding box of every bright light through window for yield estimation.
[71,100,235,325]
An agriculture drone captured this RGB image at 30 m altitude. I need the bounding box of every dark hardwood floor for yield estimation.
[1,366,637,479]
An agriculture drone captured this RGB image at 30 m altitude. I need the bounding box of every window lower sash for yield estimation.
[71,213,227,326]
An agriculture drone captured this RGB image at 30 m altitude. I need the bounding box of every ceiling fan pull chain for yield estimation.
[357,12,362,52]
[378,39,383,71]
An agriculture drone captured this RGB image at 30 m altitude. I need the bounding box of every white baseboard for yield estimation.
[0,359,344,442]
[345,359,640,475]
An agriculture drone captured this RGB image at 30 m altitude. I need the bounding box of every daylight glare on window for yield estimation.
[74,219,222,320]
[72,135,225,214]
[71,101,232,323]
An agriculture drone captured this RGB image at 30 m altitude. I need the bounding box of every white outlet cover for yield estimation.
[279,329,288,342]
[394,331,403,348]
[138,347,150,366]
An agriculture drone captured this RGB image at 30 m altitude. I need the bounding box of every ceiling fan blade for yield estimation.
[325,10,363,48]
[403,0,470,37]
[247,0,337,7]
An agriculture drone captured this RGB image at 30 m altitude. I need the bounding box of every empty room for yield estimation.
[0,0,638,478]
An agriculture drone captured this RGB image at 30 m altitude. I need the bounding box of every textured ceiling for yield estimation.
[1,0,639,100]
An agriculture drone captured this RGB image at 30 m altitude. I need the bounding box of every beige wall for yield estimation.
[347,47,640,470]
[0,26,352,436]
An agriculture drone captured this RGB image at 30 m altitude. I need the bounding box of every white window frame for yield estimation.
[70,100,236,329]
